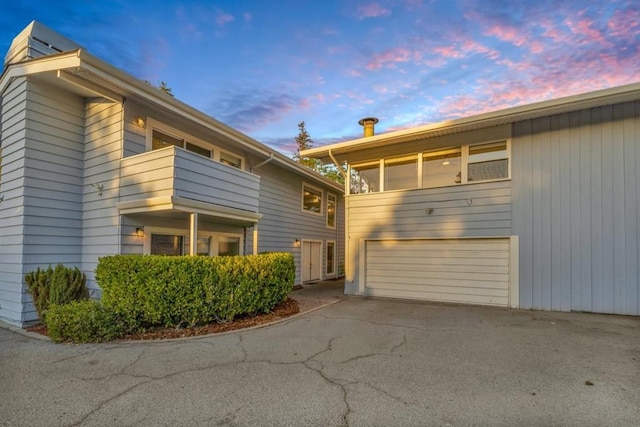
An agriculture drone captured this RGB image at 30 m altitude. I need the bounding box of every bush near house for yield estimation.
[24,264,89,320]
[95,253,295,331]
[46,300,125,343]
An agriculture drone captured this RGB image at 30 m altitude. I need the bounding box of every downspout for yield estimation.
[328,149,348,183]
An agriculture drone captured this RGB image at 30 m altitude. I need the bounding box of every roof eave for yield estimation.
[302,82,640,161]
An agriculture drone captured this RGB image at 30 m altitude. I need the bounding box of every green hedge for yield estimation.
[46,300,125,343]
[95,253,295,330]
[24,264,89,321]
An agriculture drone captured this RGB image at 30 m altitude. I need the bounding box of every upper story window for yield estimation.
[423,149,461,188]
[302,183,323,215]
[467,141,508,181]
[385,155,418,191]
[327,194,337,229]
[147,118,243,169]
[348,139,510,194]
[350,161,380,194]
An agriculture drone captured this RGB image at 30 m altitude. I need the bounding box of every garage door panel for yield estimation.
[365,287,509,306]
[365,238,511,307]
[366,269,509,284]
[367,250,510,260]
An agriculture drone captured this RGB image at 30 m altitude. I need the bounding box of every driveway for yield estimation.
[1,287,639,426]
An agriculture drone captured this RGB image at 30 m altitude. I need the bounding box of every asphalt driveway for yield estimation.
[1,290,639,426]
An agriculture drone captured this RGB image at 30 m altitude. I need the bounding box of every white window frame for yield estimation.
[326,240,336,276]
[301,182,324,216]
[347,138,511,194]
[326,193,337,229]
[145,118,245,169]
[143,227,243,256]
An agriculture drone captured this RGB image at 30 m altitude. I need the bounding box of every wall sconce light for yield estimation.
[135,227,144,237]
[294,239,301,247]
[90,182,103,196]
[135,117,146,128]
[425,208,434,215]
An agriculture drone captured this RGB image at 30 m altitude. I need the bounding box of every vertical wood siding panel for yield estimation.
[549,115,563,310]
[538,117,553,309]
[611,104,626,313]
[599,105,615,313]
[579,109,592,311]
[622,102,638,314]
[589,108,604,313]
[568,111,582,310]
[557,114,573,311]
[515,121,534,309]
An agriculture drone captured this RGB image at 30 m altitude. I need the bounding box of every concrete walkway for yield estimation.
[1,286,639,426]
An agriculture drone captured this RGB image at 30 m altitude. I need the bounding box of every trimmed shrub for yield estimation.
[45,300,125,343]
[25,264,89,321]
[96,253,295,330]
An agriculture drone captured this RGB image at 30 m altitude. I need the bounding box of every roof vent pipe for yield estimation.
[358,117,379,138]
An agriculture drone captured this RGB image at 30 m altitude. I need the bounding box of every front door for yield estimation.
[302,241,322,282]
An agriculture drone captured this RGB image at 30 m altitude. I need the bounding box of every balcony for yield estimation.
[119,147,260,216]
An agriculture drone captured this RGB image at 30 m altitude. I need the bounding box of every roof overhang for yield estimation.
[117,196,263,227]
[302,82,640,163]
[0,48,343,193]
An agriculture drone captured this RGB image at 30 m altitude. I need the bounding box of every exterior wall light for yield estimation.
[294,239,301,247]
[135,117,146,128]
[135,227,144,237]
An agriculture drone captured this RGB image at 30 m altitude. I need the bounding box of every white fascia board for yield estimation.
[0,50,81,95]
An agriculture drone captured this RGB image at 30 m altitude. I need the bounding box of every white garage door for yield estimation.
[365,239,511,306]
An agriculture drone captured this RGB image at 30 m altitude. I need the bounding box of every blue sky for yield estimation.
[1,1,639,155]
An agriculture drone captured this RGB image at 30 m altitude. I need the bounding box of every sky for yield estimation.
[1,1,639,155]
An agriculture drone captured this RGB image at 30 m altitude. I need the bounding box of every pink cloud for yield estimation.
[564,16,607,45]
[357,3,391,19]
[485,24,528,47]
[243,13,252,23]
[215,10,234,26]
[366,47,412,70]
[608,8,640,38]
[349,69,363,77]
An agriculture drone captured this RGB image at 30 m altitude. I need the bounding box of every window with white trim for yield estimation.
[326,241,336,275]
[348,139,510,193]
[467,141,508,181]
[302,183,323,215]
[146,119,244,169]
[327,194,337,229]
[145,228,243,256]
[350,161,380,194]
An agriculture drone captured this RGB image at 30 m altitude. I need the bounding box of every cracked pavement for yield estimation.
[1,295,639,426]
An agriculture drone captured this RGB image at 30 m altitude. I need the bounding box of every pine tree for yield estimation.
[292,122,345,185]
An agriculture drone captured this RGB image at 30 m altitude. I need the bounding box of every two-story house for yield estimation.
[0,22,344,327]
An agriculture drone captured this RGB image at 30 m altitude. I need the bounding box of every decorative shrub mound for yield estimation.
[24,264,89,320]
[95,253,295,331]
[46,300,125,343]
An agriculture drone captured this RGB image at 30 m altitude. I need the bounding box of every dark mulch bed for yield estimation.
[26,298,300,341]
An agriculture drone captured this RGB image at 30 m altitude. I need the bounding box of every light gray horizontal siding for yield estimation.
[119,147,260,212]
[348,181,512,239]
[81,100,123,291]
[512,101,640,315]
[248,160,345,283]
[0,77,83,325]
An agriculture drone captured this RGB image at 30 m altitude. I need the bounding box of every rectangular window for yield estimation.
[423,149,461,188]
[152,130,182,150]
[220,152,242,169]
[196,237,211,256]
[327,194,337,229]
[467,141,508,181]
[326,241,335,275]
[219,236,240,256]
[186,142,211,158]
[302,184,323,215]
[385,155,418,191]
[150,234,184,256]
[350,162,380,193]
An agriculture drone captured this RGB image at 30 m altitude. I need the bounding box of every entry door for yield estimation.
[302,241,322,282]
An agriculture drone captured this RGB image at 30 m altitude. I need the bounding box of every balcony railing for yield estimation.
[120,147,260,212]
